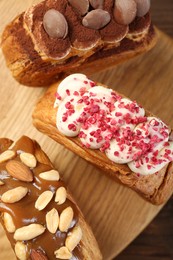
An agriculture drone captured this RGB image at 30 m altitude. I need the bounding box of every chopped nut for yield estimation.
[6,160,33,182]
[0,180,4,185]
[15,242,27,260]
[3,212,16,233]
[65,225,82,251]
[35,191,53,211]
[59,207,74,232]
[14,224,45,241]
[46,208,59,234]
[55,187,67,205]
[20,152,37,168]
[0,150,16,163]
[39,169,60,181]
[1,186,28,203]
[54,247,72,259]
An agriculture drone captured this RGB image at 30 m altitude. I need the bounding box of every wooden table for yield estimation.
[116,1,173,259]
[0,1,173,260]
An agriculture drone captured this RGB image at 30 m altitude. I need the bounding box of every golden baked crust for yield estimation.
[0,136,102,260]
[1,3,157,87]
[32,83,173,205]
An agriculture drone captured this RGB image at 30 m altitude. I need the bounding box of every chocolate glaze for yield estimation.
[0,136,83,260]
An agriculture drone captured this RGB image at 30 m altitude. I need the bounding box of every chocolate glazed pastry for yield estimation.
[32,74,173,205]
[1,0,157,86]
[0,136,102,260]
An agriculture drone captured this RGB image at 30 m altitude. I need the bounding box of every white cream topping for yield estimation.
[55,74,173,175]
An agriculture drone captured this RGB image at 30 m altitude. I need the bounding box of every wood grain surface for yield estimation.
[0,1,173,260]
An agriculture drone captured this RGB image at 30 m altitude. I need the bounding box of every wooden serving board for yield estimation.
[0,1,173,259]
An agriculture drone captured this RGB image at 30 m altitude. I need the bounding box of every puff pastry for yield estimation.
[1,0,157,86]
[0,136,102,259]
[32,74,173,205]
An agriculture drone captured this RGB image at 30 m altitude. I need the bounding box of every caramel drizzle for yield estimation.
[0,136,82,260]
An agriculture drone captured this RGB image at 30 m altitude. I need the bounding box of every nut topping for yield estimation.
[89,0,104,9]
[35,190,53,211]
[39,169,60,181]
[54,246,72,259]
[14,224,46,241]
[46,208,59,234]
[135,0,151,17]
[31,249,48,260]
[3,212,16,233]
[15,242,27,260]
[1,186,28,203]
[6,160,33,182]
[59,206,74,232]
[0,150,16,163]
[20,152,37,168]
[55,187,67,205]
[65,225,82,251]
[114,0,137,25]
[43,9,68,39]
[82,9,111,30]
[68,0,89,16]
[0,180,4,185]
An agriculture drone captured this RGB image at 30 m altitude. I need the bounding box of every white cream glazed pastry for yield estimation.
[33,74,173,205]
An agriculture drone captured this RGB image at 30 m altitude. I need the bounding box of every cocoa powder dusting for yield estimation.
[65,3,100,49]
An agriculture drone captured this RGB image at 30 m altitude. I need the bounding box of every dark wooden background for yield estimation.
[115,1,173,260]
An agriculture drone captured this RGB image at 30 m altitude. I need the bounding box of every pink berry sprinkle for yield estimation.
[90,81,96,87]
[84,80,88,84]
[66,89,70,96]
[55,92,62,100]
[73,91,79,96]
[68,124,77,131]
[114,151,119,156]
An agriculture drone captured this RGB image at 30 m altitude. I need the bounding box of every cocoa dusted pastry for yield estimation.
[0,136,102,260]
[33,74,173,205]
[1,0,156,86]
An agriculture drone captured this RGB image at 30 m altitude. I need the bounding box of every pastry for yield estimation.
[0,135,102,259]
[32,74,173,205]
[1,0,157,86]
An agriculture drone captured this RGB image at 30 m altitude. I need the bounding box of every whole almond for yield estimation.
[135,0,150,17]
[55,187,67,205]
[1,186,28,203]
[6,160,33,182]
[59,207,74,232]
[54,247,72,259]
[15,242,27,260]
[20,152,37,168]
[39,169,60,181]
[14,224,45,241]
[68,0,89,15]
[65,225,82,251]
[31,249,48,260]
[82,9,111,30]
[46,208,59,234]
[3,212,16,233]
[35,191,53,211]
[43,9,68,39]
[89,0,104,9]
[0,150,16,163]
[114,0,137,25]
